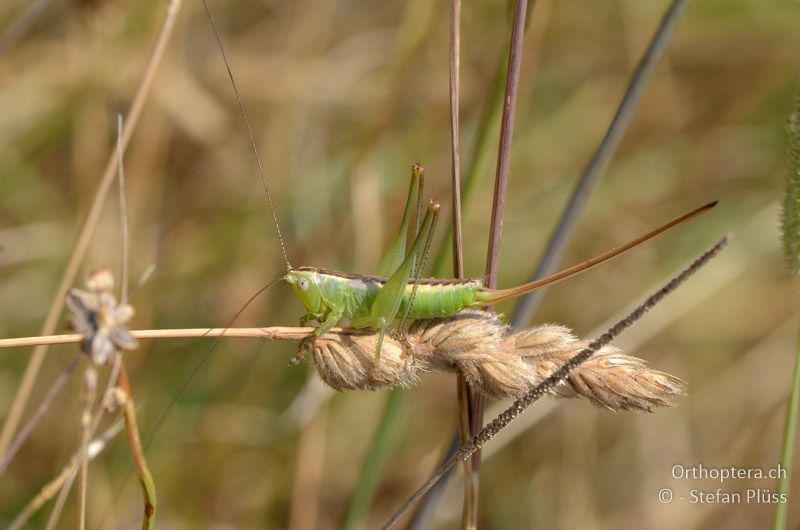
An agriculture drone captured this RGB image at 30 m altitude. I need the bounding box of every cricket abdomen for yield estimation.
[400,280,484,318]
[292,267,487,324]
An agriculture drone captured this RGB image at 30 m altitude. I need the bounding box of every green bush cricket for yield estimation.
[276,164,715,359]
[200,5,715,360]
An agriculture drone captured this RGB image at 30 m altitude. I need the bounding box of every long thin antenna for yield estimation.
[0,358,79,479]
[143,276,285,451]
[200,0,292,271]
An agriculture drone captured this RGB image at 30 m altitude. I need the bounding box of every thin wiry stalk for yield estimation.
[0,0,182,459]
[457,376,476,529]
[8,421,124,530]
[0,326,329,349]
[49,354,125,530]
[45,460,77,530]
[380,235,730,530]
[510,0,690,328]
[473,0,532,509]
[450,0,464,279]
[432,60,505,278]
[117,115,130,304]
[445,0,478,527]
[485,0,530,287]
[0,357,79,478]
[12,357,124,529]
[78,367,97,530]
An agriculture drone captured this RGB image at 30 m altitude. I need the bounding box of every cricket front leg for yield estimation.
[292,309,344,366]
[312,309,344,337]
[299,313,318,327]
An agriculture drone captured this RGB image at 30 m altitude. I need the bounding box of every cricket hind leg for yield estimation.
[378,164,425,277]
[361,163,426,361]
[367,201,440,360]
[398,191,439,329]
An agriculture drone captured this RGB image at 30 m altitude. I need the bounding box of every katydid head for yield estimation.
[284,269,323,314]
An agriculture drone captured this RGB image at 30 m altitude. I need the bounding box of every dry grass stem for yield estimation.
[77,367,97,530]
[0,326,348,349]
[2,315,683,412]
[0,359,78,479]
[44,454,79,530]
[0,0,182,459]
[474,0,533,511]
[9,421,124,530]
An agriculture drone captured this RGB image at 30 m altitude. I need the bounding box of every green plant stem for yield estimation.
[341,389,405,530]
[119,365,157,530]
[772,316,800,530]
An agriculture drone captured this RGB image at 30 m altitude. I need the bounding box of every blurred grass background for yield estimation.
[0,0,799,528]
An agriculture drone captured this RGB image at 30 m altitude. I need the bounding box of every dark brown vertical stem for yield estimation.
[447,0,477,525]
[484,0,529,288]
[474,0,531,481]
[450,0,464,279]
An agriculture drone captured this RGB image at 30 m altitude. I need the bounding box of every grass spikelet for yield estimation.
[782,81,800,275]
[304,311,685,412]
[773,76,800,530]
[307,332,426,391]
[512,325,686,411]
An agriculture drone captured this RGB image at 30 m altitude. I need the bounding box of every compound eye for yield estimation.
[298,278,309,291]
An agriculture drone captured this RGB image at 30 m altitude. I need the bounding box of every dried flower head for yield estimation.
[65,268,138,365]
[302,311,686,413]
[307,332,426,391]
